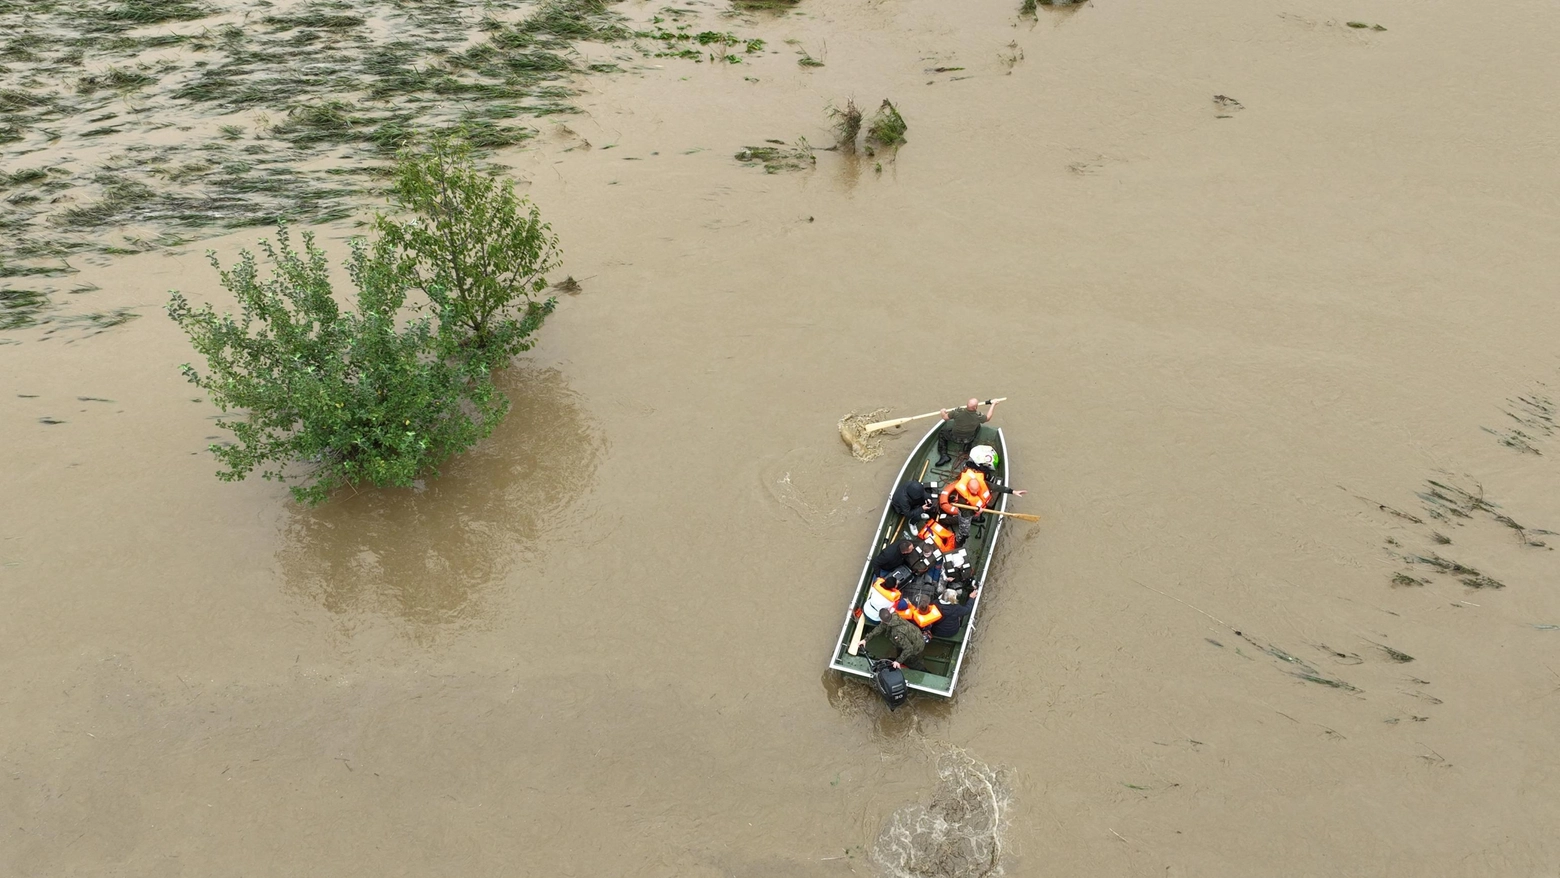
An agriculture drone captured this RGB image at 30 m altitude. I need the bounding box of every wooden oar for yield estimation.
[860,398,1007,437]
[847,611,868,656]
[950,501,1041,522]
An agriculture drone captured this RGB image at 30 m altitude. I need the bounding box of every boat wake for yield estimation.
[872,745,1012,878]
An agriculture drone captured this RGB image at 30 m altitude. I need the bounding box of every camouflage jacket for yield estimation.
[869,615,926,663]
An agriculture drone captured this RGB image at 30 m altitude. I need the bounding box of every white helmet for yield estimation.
[969,445,996,467]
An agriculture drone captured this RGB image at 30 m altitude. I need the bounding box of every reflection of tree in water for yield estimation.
[278,367,604,632]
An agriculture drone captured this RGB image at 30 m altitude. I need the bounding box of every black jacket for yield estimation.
[927,599,974,638]
[872,542,911,572]
[891,481,932,517]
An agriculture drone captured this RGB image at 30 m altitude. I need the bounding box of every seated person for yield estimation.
[862,567,913,621]
[891,480,935,523]
[942,550,977,594]
[872,539,914,575]
[938,466,993,518]
[926,588,978,639]
[918,514,959,553]
[961,445,1028,502]
[900,571,941,611]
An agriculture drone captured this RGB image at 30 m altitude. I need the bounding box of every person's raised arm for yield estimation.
[984,399,999,420]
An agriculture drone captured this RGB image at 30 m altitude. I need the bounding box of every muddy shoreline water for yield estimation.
[5,0,1560,875]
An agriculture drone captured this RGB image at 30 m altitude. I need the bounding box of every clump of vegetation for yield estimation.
[77,67,156,95]
[272,101,375,146]
[1391,572,1426,587]
[260,11,367,30]
[1346,21,1387,30]
[1,286,49,329]
[1486,392,1554,455]
[828,99,862,150]
[169,139,561,504]
[734,138,815,173]
[1293,672,1359,691]
[1377,644,1415,663]
[1,168,49,188]
[523,0,631,43]
[732,0,802,11]
[102,0,212,24]
[374,135,560,367]
[865,99,907,149]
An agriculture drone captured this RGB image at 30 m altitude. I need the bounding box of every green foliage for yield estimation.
[828,99,862,150]
[101,0,211,24]
[866,99,907,149]
[376,135,560,369]
[167,139,562,505]
[168,227,509,506]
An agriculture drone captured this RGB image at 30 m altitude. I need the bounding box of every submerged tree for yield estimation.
[376,135,561,370]
[168,137,561,505]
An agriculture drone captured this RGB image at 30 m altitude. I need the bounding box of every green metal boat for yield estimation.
[827,421,1010,698]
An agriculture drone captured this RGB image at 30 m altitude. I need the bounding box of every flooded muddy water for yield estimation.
[5,0,1560,875]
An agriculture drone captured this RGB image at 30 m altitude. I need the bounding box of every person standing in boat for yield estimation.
[935,398,1000,466]
[859,607,927,670]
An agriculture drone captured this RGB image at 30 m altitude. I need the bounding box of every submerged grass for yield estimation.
[734,138,815,173]
[1,0,776,335]
[101,0,212,24]
[865,99,907,149]
[0,286,48,329]
[829,99,861,150]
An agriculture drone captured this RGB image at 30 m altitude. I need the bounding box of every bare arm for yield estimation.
[985,399,1000,420]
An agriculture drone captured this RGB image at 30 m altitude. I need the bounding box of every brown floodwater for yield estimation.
[5,0,1560,875]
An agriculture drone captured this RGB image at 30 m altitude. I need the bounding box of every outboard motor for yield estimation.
[868,655,909,710]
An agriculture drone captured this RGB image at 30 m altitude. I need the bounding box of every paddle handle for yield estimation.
[861,398,1008,435]
[847,610,867,655]
[951,501,1041,522]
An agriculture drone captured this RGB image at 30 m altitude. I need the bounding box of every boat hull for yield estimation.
[826,422,1010,697]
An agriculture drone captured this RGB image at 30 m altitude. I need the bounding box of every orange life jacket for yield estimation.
[939,469,992,515]
[918,519,957,553]
[871,577,901,603]
[907,603,944,629]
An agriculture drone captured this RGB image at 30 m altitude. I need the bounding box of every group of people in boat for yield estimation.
[855,399,1027,670]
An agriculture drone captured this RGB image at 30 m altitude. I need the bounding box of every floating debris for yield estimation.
[838,407,891,461]
[734,139,815,173]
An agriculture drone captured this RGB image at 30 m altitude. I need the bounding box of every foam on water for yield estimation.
[872,745,1012,878]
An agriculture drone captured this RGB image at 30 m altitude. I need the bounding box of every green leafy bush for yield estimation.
[376,135,560,370]
[168,138,561,505]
